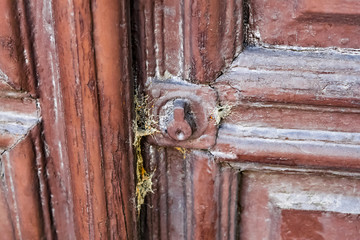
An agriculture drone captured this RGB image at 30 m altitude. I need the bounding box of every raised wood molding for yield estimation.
[247,0,360,48]
[212,47,360,171]
[28,0,137,238]
[144,145,239,240]
[0,0,36,94]
[92,0,137,238]
[0,85,51,239]
[214,47,360,108]
[131,0,243,84]
[0,86,38,151]
[240,172,360,239]
[213,124,360,170]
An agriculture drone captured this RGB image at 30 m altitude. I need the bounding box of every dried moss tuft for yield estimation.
[133,91,158,215]
[175,147,187,159]
[213,104,232,124]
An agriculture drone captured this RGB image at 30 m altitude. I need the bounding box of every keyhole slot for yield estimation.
[166,99,194,141]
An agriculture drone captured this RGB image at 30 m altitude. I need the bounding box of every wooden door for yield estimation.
[131,0,360,239]
[0,1,137,239]
[1,0,360,239]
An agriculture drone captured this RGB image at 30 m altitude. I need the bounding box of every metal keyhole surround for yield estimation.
[148,79,217,148]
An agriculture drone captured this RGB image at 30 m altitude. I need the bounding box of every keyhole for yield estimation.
[166,99,194,141]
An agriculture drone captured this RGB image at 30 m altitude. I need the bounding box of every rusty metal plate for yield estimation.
[146,79,217,149]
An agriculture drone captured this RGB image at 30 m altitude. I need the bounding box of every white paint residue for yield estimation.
[220,124,360,145]
[49,53,59,123]
[270,191,360,214]
[0,67,10,83]
[210,151,237,159]
[178,3,184,77]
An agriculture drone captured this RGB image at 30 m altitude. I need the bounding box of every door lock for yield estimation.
[166,99,194,141]
[146,79,217,149]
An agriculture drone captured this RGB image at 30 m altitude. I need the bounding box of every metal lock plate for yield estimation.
[146,79,218,149]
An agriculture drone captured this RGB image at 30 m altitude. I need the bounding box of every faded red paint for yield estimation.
[144,146,239,240]
[240,172,360,240]
[281,210,360,240]
[131,0,243,84]
[248,0,360,48]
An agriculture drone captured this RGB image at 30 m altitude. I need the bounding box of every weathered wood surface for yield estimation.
[247,0,360,48]
[27,0,137,239]
[240,171,360,239]
[92,0,137,238]
[214,47,360,108]
[212,47,360,171]
[131,0,244,238]
[144,145,239,240]
[0,82,51,239]
[0,0,35,93]
[131,0,243,84]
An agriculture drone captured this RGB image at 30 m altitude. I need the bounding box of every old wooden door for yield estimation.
[131,0,360,239]
[1,0,360,239]
[0,0,137,239]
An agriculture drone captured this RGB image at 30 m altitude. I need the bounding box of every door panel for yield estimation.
[240,171,360,239]
[0,85,51,238]
[133,0,360,239]
[28,0,137,238]
[144,145,239,240]
[3,0,356,238]
[0,1,51,237]
[247,0,360,48]
[0,0,137,239]
[131,0,244,84]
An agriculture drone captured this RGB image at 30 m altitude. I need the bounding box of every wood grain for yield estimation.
[1,125,51,239]
[131,0,243,84]
[240,171,360,239]
[247,0,360,48]
[29,0,137,238]
[212,47,360,170]
[144,144,239,240]
[92,0,137,239]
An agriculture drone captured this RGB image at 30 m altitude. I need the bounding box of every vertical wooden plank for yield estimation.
[53,0,108,238]
[0,172,15,239]
[0,0,26,90]
[191,151,219,240]
[28,0,118,238]
[131,0,243,84]
[27,0,77,237]
[144,145,240,239]
[218,168,239,240]
[30,125,53,239]
[92,0,137,239]
[1,131,44,239]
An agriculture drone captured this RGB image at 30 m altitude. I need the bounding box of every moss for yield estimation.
[213,104,232,125]
[175,147,187,159]
[133,91,158,215]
